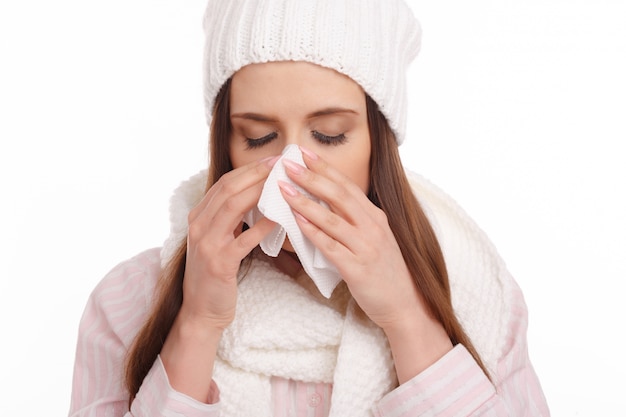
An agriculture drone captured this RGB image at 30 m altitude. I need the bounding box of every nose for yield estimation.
[281,127,307,148]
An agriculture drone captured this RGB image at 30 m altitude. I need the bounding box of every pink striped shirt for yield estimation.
[69,248,550,416]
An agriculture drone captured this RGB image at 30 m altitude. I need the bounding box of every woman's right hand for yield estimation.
[180,155,279,330]
[160,155,278,403]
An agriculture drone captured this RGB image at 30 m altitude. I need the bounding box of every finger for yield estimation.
[282,157,371,226]
[204,180,267,238]
[290,208,356,271]
[188,155,279,224]
[300,145,367,200]
[190,155,278,223]
[230,217,277,259]
[278,181,366,254]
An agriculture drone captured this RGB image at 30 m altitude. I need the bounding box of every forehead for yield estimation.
[229,61,366,115]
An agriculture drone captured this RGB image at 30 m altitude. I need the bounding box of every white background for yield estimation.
[1,0,624,415]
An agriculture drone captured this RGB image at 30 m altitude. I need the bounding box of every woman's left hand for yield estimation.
[279,146,454,382]
[278,147,424,331]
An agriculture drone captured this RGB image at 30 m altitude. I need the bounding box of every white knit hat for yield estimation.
[202,0,421,145]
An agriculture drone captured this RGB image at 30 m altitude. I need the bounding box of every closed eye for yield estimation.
[312,131,347,146]
[245,132,277,149]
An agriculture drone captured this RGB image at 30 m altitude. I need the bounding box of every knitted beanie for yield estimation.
[202,0,422,145]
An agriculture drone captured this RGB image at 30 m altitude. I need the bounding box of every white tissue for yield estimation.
[243,144,342,298]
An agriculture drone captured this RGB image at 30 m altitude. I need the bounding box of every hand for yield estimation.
[161,156,279,402]
[278,148,424,331]
[180,155,279,330]
[279,148,454,382]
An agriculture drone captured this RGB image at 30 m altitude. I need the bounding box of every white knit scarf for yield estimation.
[161,169,514,416]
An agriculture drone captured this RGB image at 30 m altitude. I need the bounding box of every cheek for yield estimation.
[321,141,370,193]
[229,153,248,169]
[348,157,371,193]
[347,133,371,193]
[228,139,256,169]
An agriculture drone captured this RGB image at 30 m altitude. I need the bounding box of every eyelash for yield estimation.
[245,131,347,149]
[245,132,277,149]
[312,131,347,146]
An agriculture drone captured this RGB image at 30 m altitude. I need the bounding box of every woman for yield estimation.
[69,0,550,416]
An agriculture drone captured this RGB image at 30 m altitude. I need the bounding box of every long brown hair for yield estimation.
[124,78,488,405]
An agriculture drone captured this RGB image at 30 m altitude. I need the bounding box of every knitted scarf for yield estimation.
[161,169,514,416]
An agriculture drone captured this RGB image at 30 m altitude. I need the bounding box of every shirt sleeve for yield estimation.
[129,357,221,417]
[68,248,221,417]
[373,282,550,417]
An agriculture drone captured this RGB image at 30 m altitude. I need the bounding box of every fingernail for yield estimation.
[282,159,304,174]
[261,155,280,167]
[278,180,298,197]
[299,146,318,160]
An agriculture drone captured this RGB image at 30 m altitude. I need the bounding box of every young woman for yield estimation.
[69,0,549,416]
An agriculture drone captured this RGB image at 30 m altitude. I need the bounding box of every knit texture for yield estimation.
[212,258,396,417]
[202,0,421,144]
[161,169,514,413]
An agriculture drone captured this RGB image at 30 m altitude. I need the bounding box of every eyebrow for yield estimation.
[308,107,359,118]
[230,107,358,122]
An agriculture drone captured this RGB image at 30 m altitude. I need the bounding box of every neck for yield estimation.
[272,249,304,278]
[262,248,351,315]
